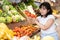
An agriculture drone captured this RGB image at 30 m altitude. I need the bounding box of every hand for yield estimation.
[31,18,36,24]
[35,20,39,24]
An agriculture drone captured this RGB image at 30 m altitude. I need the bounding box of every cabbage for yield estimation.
[8,11,13,16]
[2,5,9,12]
[12,15,21,22]
[9,5,15,10]
[10,10,19,15]
[2,12,8,17]
[0,17,6,23]
[6,16,12,23]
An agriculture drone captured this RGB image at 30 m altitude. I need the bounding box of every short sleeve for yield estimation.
[36,16,41,21]
[47,15,55,20]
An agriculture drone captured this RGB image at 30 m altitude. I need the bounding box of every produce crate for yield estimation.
[30,28,40,37]
[6,21,41,37]
[7,21,29,29]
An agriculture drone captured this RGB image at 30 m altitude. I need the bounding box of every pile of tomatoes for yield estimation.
[13,26,38,37]
[24,11,36,18]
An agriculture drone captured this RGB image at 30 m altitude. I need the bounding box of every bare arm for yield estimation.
[35,19,54,30]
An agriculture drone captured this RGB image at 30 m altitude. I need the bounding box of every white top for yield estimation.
[36,15,56,34]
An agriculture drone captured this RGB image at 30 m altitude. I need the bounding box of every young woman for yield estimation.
[34,2,59,40]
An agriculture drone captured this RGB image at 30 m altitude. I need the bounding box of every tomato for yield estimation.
[31,14,36,18]
[25,11,29,14]
[27,13,31,17]
[25,11,31,17]
[26,31,32,36]
[18,34,21,37]
[13,26,38,37]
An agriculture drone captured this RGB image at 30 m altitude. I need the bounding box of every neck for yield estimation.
[43,15,46,18]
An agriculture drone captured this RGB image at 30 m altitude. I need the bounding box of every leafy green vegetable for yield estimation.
[2,5,9,12]
[2,12,8,17]
[18,3,26,10]
[12,15,21,22]
[0,17,6,23]
[0,10,3,17]
[9,5,16,10]
[23,0,37,9]
[6,16,12,23]
[3,0,11,5]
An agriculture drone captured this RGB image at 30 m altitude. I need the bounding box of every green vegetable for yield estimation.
[7,11,13,17]
[18,3,26,10]
[10,10,19,15]
[23,0,37,9]
[6,16,12,23]
[12,15,21,22]
[3,0,11,5]
[2,12,8,17]
[19,14,25,21]
[0,17,6,23]
[31,3,38,9]
[2,5,9,12]
[25,0,34,5]
[0,10,3,17]
[9,5,16,10]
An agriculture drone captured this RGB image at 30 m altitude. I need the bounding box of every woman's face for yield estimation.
[39,6,49,16]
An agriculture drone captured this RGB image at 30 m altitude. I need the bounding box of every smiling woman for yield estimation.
[34,2,59,40]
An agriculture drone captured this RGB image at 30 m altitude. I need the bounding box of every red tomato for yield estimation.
[18,34,21,37]
[31,14,36,18]
[27,13,31,17]
[25,11,29,13]
[25,11,31,17]
[26,31,32,36]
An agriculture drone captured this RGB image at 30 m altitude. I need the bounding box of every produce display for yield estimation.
[0,0,56,40]
[0,23,14,40]
[18,3,26,11]
[0,0,38,23]
[13,25,38,37]
[3,0,11,5]
[17,3,37,18]
[24,10,36,18]
[0,23,40,40]
[0,0,25,23]
[22,0,38,9]
[2,1,25,22]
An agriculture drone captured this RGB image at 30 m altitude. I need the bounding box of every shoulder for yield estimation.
[47,15,55,20]
[36,16,41,19]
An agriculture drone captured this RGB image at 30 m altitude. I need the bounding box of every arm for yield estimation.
[35,19,54,30]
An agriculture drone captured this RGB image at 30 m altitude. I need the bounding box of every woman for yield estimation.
[34,2,59,40]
